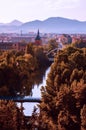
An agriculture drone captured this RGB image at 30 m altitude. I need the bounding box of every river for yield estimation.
[18,67,50,116]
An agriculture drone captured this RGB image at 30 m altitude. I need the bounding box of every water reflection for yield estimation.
[27,66,50,97]
[31,67,50,98]
[18,67,50,116]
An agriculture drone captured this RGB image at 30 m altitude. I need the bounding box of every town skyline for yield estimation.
[0,0,86,23]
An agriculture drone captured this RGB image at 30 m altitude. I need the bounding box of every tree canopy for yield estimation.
[39,46,86,130]
[0,44,49,96]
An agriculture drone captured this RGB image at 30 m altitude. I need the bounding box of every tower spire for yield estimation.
[35,29,41,40]
[38,29,39,36]
[35,29,42,45]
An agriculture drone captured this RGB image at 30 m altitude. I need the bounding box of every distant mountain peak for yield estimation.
[0,17,86,33]
[8,20,23,26]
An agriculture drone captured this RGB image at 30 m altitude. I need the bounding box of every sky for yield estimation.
[0,0,86,23]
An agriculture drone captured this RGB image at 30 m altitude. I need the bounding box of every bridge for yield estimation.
[0,96,41,103]
[46,48,59,56]
[46,47,61,62]
[48,58,54,62]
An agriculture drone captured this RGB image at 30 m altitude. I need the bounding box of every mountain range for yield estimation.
[0,17,86,33]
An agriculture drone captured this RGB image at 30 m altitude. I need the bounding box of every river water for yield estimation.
[18,67,50,116]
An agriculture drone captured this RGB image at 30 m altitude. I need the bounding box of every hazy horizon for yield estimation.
[0,0,86,23]
[1,16,86,24]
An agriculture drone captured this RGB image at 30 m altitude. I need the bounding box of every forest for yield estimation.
[0,43,49,96]
[0,40,86,130]
[39,46,86,130]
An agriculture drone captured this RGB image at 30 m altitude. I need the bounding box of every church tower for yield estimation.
[35,29,42,45]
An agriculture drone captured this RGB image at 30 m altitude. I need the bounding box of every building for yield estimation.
[0,42,13,50]
[0,41,27,51]
[0,30,45,51]
[35,30,42,45]
[60,34,72,44]
[12,42,27,51]
[11,36,35,43]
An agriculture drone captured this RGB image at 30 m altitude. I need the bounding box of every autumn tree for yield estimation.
[0,45,50,96]
[26,43,49,68]
[39,46,86,130]
[0,51,31,96]
[0,100,24,130]
[72,39,86,48]
[34,46,49,67]
[47,39,58,51]
[25,42,34,55]
[81,105,86,130]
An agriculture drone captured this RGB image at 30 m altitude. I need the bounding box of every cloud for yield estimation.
[0,0,85,22]
[45,0,80,9]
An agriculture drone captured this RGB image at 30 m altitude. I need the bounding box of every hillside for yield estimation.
[0,17,86,33]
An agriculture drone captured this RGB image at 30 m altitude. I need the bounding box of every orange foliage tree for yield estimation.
[38,46,86,130]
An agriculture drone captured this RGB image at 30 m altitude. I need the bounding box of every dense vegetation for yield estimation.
[38,46,86,130]
[72,39,86,48]
[0,40,86,130]
[0,43,49,96]
[0,100,24,130]
[0,43,50,129]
